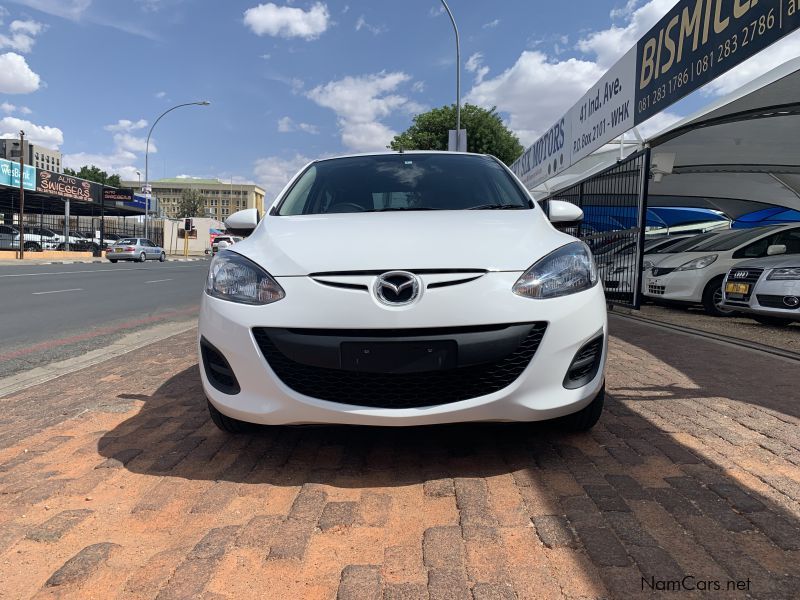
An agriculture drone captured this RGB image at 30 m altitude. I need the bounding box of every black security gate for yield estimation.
[544,149,650,309]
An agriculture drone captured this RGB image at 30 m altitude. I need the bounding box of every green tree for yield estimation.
[389,104,524,166]
[63,165,121,187]
[176,189,206,217]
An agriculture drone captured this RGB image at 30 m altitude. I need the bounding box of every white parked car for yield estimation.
[212,235,242,254]
[642,224,800,316]
[722,252,800,326]
[199,152,607,433]
[596,235,693,294]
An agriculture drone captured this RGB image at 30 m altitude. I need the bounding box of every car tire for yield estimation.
[701,276,736,317]
[559,385,604,431]
[109,259,118,263]
[207,400,252,433]
[139,252,147,263]
[159,252,166,262]
[24,242,41,252]
[753,315,793,327]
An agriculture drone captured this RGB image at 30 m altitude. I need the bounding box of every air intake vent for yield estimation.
[564,336,604,389]
[200,337,240,395]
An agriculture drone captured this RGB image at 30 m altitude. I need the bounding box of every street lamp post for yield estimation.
[144,101,210,239]
[439,0,461,151]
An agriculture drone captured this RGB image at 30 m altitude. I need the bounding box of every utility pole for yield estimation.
[18,130,25,260]
[440,0,461,151]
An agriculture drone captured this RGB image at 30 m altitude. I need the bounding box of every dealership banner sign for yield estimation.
[0,158,36,191]
[512,0,800,189]
[36,170,102,202]
[103,188,134,202]
[635,0,800,123]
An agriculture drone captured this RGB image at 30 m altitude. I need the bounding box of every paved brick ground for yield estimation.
[0,316,798,599]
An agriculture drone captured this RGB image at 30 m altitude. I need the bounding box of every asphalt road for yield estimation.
[0,260,209,378]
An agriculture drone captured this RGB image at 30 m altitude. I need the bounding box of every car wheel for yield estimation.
[159,252,166,262]
[24,242,41,252]
[559,385,604,431]
[109,259,118,263]
[139,252,147,263]
[207,400,252,433]
[753,315,793,327]
[701,276,736,317]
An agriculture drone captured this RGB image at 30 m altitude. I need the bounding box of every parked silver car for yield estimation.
[722,252,800,326]
[107,238,166,263]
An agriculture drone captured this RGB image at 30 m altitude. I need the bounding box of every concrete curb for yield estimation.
[0,257,208,266]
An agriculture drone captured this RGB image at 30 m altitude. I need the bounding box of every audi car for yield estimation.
[199,152,607,433]
[722,254,800,326]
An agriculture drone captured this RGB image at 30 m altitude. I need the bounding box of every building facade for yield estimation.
[0,139,63,172]
[120,178,265,220]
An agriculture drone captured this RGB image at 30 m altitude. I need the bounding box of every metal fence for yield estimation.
[544,149,651,308]
[1,193,163,253]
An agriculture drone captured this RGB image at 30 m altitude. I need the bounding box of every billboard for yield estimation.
[512,0,800,189]
[36,170,102,202]
[0,158,36,190]
[103,188,134,202]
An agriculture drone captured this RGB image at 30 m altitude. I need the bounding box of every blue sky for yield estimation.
[0,0,797,198]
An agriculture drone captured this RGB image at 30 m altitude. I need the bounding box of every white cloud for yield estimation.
[412,81,425,93]
[277,116,319,134]
[307,71,421,152]
[11,0,92,21]
[243,2,330,40]
[355,15,386,35]
[113,132,154,154]
[253,154,313,200]
[0,115,63,148]
[465,52,489,85]
[155,90,166,98]
[482,19,500,29]
[635,110,682,139]
[0,7,9,24]
[0,52,41,94]
[703,31,800,96]
[104,118,148,133]
[576,0,675,69]
[0,19,46,53]
[62,151,142,182]
[429,5,444,17]
[0,101,31,115]
[467,52,602,146]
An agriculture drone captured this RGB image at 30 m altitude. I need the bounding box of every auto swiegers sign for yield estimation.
[635,0,800,123]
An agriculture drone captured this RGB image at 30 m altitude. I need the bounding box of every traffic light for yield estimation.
[184,218,193,231]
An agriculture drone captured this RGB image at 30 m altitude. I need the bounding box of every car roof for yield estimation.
[310,150,487,165]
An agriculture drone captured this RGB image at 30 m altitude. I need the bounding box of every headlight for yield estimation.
[767,267,800,281]
[205,250,285,305]
[513,241,598,299]
[676,254,717,271]
[641,260,653,271]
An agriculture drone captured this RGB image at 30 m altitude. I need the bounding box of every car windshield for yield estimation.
[275,154,532,215]
[690,227,782,252]
[118,238,138,245]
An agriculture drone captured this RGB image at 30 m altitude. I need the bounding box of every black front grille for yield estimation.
[651,267,676,277]
[757,295,800,310]
[252,324,547,408]
[564,336,604,389]
[727,267,763,284]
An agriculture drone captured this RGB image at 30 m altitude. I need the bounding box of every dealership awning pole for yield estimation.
[63,198,69,252]
[18,130,25,260]
[100,176,105,255]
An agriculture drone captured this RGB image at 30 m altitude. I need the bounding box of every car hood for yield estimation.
[233,210,569,276]
[733,254,800,269]
[650,251,723,269]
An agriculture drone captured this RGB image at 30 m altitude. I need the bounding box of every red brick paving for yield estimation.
[0,316,798,599]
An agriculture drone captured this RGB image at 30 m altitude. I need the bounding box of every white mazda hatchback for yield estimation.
[199,152,607,432]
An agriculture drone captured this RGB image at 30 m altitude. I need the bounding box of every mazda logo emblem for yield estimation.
[374,271,420,306]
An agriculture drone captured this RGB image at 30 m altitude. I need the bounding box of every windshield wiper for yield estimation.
[468,203,528,210]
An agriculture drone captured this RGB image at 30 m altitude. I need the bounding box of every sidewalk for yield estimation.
[0,255,208,266]
[0,317,797,598]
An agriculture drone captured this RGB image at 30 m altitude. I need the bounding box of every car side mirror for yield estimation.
[547,200,584,225]
[767,244,787,256]
[225,208,260,235]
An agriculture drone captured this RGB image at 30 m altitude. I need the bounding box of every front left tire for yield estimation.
[159,252,166,262]
[559,385,605,431]
[139,252,147,263]
[702,276,736,317]
[207,400,252,433]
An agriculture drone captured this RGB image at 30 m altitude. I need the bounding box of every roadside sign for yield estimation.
[0,158,36,190]
[447,129,467,152]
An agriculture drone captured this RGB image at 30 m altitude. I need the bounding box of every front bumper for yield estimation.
[642,270,707,302]
[199,272,608,426]
[723,276,800,320]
